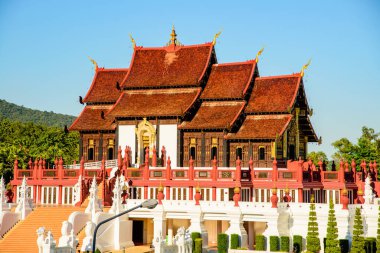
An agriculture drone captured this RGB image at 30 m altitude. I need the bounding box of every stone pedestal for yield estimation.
[187,206,208,249]
[224,207,248,248]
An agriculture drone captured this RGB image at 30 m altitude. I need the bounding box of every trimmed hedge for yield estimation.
[256,235,266,251]
[218,233,228,253]
[270,236,279,252]
[280,236,290,252]
[231,234,240,249]
[191,232,201,252]
[339,239,349,253]
[293,235,302,253]
[194,238,203,253]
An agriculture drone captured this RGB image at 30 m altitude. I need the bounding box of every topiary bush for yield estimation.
[270,236,279,252]
[293,235,303,253]
[194,238,203,253]
[218,233,228,253]
[231,234,240,249]
[191,232,201,252]
[280,236,290,252]
[339,239,349,253]
[256,235,266,251]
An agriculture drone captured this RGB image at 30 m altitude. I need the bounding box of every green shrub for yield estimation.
[231,234,240,249]
[293,235,302,253]
[194,238,203,253]
[237,247,248,250]
[256,235,266,251]
[280,236,290,252]
[191,232,201,252]
[339,239,349,253]
[270,236,279,252]
[218,233,228,253]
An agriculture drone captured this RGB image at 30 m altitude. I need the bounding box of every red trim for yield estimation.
[278,115,293,136]
[229,102,247,127]
[288,74,302,111]
[183,88,202,115]
[82,70,100,103]
[242,60,257,95]
[105,92,126,117]
[120,47,138,88]
[256,73,300,80]
[68,106,87,131]
[197,43,215,83]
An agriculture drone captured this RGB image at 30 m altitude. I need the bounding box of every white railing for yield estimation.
[63,159,118,169]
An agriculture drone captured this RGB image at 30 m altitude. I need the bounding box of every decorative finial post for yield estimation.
[87,56,98,72]
[212,31,222,45]
[255,47,264,63]
[129,34,136,49]
[300,59,311,77]
[170,25,177,45]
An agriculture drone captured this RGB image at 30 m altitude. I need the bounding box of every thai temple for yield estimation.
[0,28,379,253]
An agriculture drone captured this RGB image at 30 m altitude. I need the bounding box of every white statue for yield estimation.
[109,176,124,215]
[36,227,46,253]
[43,230,56,253]
[0,176,9,212]
[174,227,192,253]
[58,221,78,249]
[15,176,33,220]
[80,221,96,252]
[72,175,82,205]
[364,175,375,204]
[85,176,102,221]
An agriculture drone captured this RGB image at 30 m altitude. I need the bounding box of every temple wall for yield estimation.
[159,124,177,167]
[118,125,136,164]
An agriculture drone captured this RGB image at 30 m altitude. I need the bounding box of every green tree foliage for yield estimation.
[306,195,321,253]
[351,207,365,253]
[0,99,75,128]
[307,151,328,165]
[0,117,79,183]
[332,126,380,164]
[325,199,339,253]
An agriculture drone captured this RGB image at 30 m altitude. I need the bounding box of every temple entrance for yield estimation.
[135,118,156,164]
[132,220,144,245]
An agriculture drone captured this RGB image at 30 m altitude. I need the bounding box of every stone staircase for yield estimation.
[0,206,83,253]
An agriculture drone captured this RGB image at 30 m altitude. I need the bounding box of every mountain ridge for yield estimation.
[0,99,75,128]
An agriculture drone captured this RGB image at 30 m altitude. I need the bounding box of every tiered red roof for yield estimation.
[107,88,201,118]
[121,44,214,88]
[246,74,301,113]
[201,61,256,100]
[225,114,293,140]
[179,101,245,130]
[69,106,115,131]
[83,68,128,103]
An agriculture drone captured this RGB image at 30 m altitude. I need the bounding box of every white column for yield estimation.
[187,206,208,249]
[152,205,167,249]
[224,207,248,248]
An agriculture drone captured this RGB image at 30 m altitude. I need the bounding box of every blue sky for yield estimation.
[0,0,379,158]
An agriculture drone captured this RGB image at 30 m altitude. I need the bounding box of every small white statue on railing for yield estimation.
[72,175,82,205]
[109,176,124,215]
[85,176,102,221]
[15,176,33,220]
[364,175,375,204]
[80,221,95,252]
[174,227,192,253]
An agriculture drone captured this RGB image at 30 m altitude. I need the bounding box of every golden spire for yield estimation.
[255,47,264,62]
[87,56,98,71]
[212,31,222,45]
[129,34,136,49]
[170,25,177,45]
[300,59,311,77]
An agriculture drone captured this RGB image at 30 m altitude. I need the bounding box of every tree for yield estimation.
[307,151,328,165]
[351,207,365,253]
[332,126,380,165]
[306,194,321,253]
[325,199,339,253]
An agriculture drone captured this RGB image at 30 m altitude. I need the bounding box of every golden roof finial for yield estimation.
[300,59,312,77]
[129,34,136,49]
[212,31,222,46]
[87,56,98,72]
[170,25,177,45]
[255,47,264,62]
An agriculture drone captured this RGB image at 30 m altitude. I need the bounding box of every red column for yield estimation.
[233,187,240,207]
[161,146,166,166]
[166,186,170,200]
[117,146,123,171]
[144,148,149,181]
[298,188,303,203]
[212,187,216,201]
[157,185,164,204]
[374,161,378,181]
[80,156,85,178]
[152,146,157,167]
[297,159,303,182]
[249,157,254,183]
[38,158,43,179]
[271,188,278,208]
[351,159,356,182]
[144,186,148,199]
[166,156,171,180]
[194,187,201,205]
[341,189,349,210]
[58,185,62,204]
[34,159,39,180]
[189,186,193,200]
[189,157,194,180]
[212,156,217,181]
[58,157,63,180]
[236,157,242,181]
[272,158,277,182]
